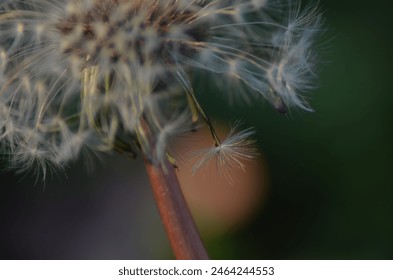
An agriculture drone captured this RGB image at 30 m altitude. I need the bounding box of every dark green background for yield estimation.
[1,0,392,259]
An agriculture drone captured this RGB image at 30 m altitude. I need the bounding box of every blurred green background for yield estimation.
[1,0,392,259]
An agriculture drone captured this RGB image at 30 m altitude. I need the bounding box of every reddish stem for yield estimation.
[144,157,209,260]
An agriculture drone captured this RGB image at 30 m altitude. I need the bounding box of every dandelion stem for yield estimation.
[144,156,209,260]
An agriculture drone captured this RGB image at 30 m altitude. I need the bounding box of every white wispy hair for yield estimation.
[192,123,258,184]
[0,0,322,178]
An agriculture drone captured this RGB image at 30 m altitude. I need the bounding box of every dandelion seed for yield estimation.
[192,123,258,185]
[0,0,322,178]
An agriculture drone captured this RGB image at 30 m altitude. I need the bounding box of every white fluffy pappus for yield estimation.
[0,0,323,179]
[191,123,258,185]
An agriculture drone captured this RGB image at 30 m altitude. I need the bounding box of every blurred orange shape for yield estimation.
[173,124,269,237]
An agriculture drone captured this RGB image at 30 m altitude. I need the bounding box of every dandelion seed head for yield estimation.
[0,0,323,178]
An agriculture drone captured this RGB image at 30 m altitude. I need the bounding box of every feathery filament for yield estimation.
[0,0,322,178]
